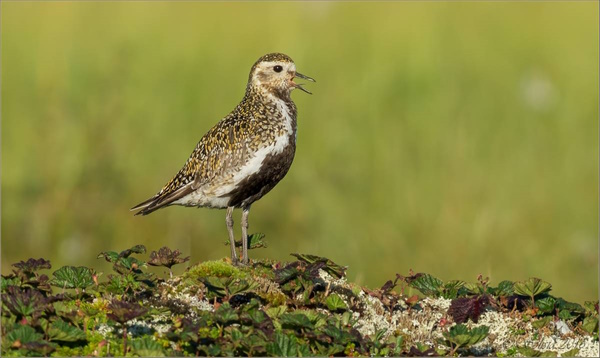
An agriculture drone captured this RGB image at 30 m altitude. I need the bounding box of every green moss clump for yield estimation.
[184,260,247,280]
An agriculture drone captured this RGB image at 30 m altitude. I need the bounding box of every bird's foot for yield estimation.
[233,257,249,267]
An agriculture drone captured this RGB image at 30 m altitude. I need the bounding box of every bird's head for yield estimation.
[247,53,315,98]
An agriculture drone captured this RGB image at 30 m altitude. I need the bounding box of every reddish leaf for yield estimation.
[447,295,490,323]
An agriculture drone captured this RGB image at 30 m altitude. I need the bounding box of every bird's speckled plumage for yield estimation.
[131,53,314,264]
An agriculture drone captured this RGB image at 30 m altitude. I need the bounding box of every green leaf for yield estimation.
[341,311,354,326]
[21,341,58,355]
[535,296,556,315]
[415,342,430,353]
[315,341,345,356]
[47,319,86,342]
[215,303,239,323]
[106,273,141,294]
[322,325,354,345]
[266,332,302,357]
[514,278,552,298]
[555,298,585,317]
[230,327,244,341]
[516,346,542,357]
[201,276,227,289]
[241,297,261,311]
[1,276,20,292]
[297,342,311,356]
[495,280,515,296]
[115,257,146,274]
[558,309,576,321]
[274,264,300,284]
[266,305,287,319]
[247,308,266,324]
[226,278,259,296]
[443,324,489,349]
[584,301,598,316]
[247,233,268,249]
[499,346,518,357]
[462,282,480,295]
[409,273,443,297]
[3,324,43,346]
[128,245,147,254]
[441,280,465,299]
[131,336,165,357]
[531,316,552,329]
[280,312,314,330]
[226,233,269,249]
[202,344,221,356]
[241,333,269,354]
[79,302,101,317]
[49,266,95,289]
[467,325,489,345]
[443,324,471,347]
[299,310,327,328]
[391,335,404,355]
[561,348,580,357]
[326,293,348,311]
[98,246,147,274]
[200,276,228,297]
[96,250,119,262]
[372,328,387,342]
[582,316,598,334]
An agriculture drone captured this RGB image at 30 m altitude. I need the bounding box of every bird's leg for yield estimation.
[241,205,251,265]
[226,206,238,264]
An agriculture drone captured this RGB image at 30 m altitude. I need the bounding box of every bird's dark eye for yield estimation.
[273,65,283,73]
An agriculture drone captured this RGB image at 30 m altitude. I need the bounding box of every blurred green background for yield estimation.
[2,2,598,301]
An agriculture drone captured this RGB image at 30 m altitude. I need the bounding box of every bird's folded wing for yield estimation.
[131,115,255,215]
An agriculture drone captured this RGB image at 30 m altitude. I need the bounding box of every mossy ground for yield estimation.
[1,245,598,357]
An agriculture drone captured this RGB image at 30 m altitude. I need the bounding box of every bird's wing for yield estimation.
[131,114,255,215]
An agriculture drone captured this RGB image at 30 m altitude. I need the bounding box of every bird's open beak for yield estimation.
[293,71,316,94]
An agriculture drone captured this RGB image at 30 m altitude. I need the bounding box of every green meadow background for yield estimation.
[2,2,598,301]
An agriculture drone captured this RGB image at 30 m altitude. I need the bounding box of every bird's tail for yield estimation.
[131,184,195,216]
[130,196,161,216]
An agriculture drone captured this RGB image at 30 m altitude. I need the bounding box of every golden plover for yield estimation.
[131,53,314,265]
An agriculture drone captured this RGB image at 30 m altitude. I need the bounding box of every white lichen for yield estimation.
[128,313,172,337]
[312,275,599,358]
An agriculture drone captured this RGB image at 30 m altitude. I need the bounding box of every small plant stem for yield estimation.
[169,268,173,279]
[122,324,127,356]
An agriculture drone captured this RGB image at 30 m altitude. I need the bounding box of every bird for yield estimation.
[131,53,315,266]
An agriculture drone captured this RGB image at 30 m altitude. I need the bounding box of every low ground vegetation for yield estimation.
[2,237,598,356]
